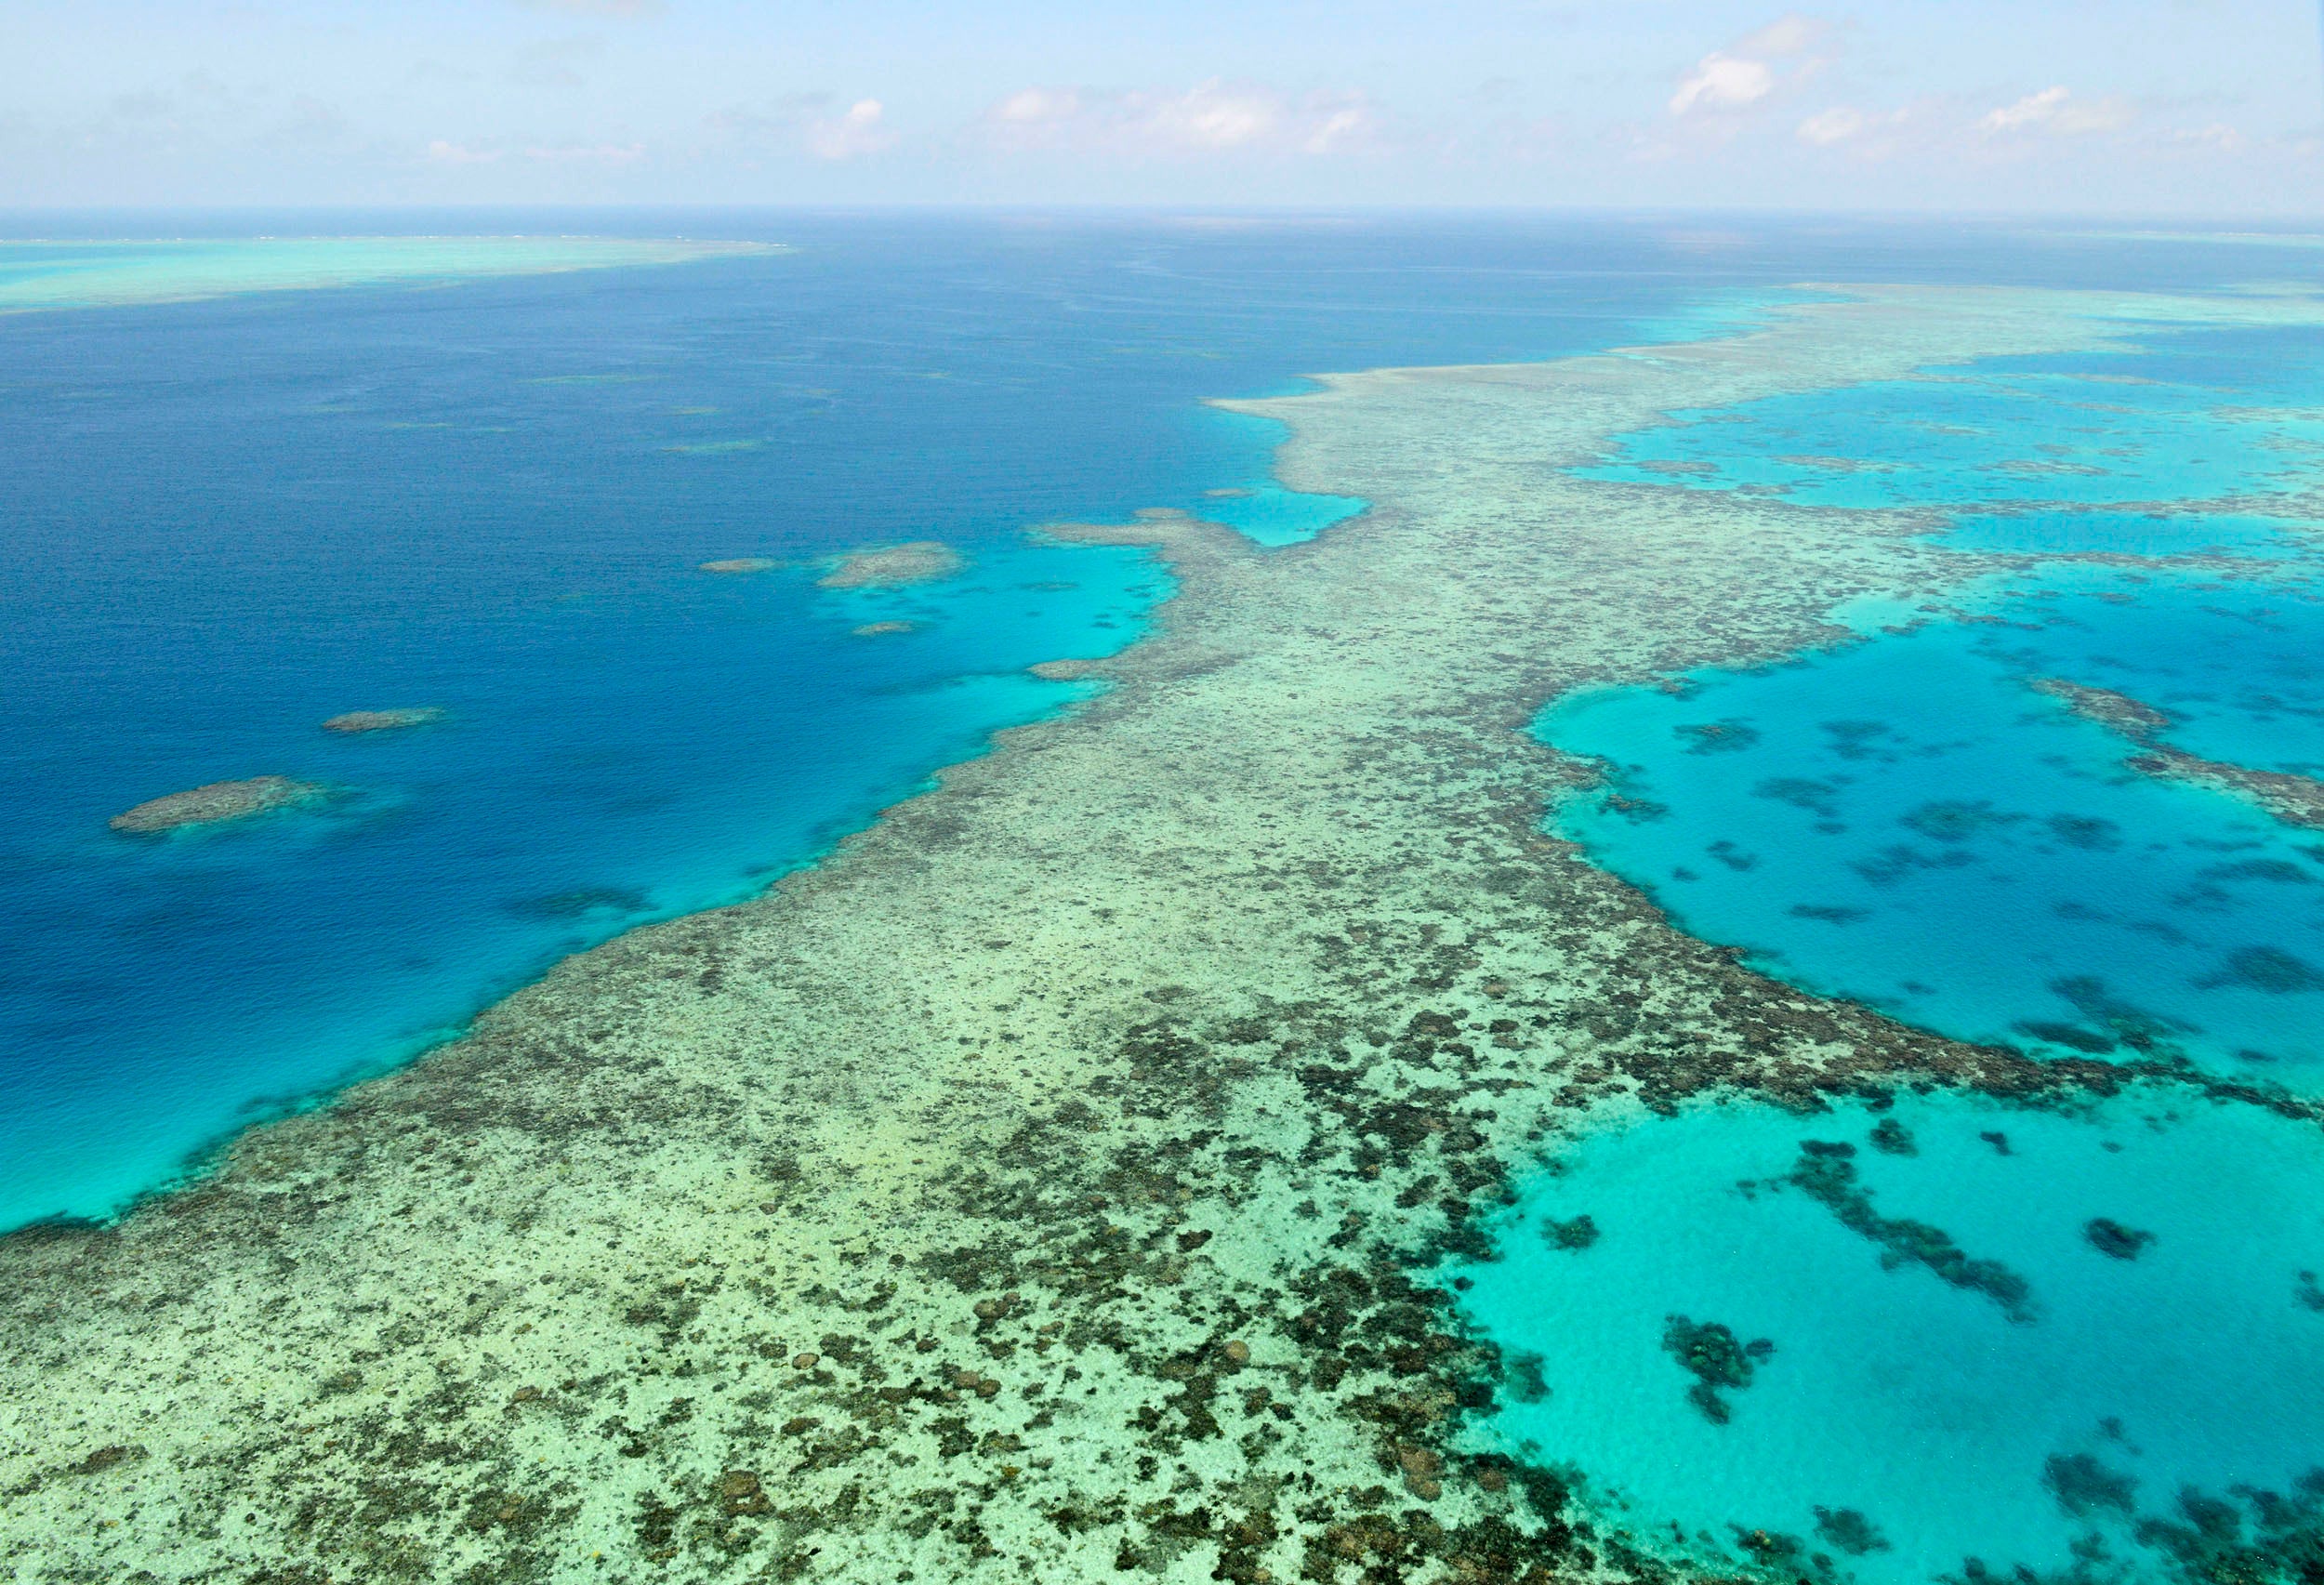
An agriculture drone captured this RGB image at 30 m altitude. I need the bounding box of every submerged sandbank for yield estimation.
[9,284,2324,1584]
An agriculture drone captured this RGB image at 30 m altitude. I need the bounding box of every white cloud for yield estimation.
[1982,86,2068,132]
[1668,14,1829,118]
[426,139,503,165]
[1795,106,1863,146]
[2172,122,2245,152]
[1670,54,1776,115]
[1792,101,1921,154]
[992,87,1082,125]
[1146,81,1282,149]
[512,0,663,16]
[1982,86,2133,137]
[980,80,1377,157]
[1303,106,1367,154]
[1735,14,1829,57]
[808,99,894,160]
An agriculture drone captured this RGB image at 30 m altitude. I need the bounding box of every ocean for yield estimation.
[7,212,2324,1582]
[0,208,1885,1232]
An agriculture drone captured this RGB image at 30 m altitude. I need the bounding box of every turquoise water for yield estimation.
[15,214,2324,1578]
[1452,1090,2324,1585]
[1197,480,1368,546]
[1548,320,2324,1083]
[1937,509,2313,559]
[1545,570,2324,1076]
[1578,337,2324,509]
[1484,290,2324,1582]
[1184,413,1368,546]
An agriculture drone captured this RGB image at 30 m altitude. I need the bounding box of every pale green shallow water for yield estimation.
[0,237,774,310]
[1453,1090,2324,1584]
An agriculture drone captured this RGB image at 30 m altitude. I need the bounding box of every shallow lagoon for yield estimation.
[1453,1090,2324,1584]
[1546,320,2324,1083]
[1546,569,2324,1077]
[1487,302,2324,1579]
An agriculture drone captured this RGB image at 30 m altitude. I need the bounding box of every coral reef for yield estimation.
[1787,1141,2037,1321]
[1815,1506,1890,1555]
[1544,1215,1599,1251]
[15,285,2324,1581]
[108,776,326,833]
[1661,1316,1774,1425]
[323,707,442,733]
[2083,1218,2155,1260]
[2032,677,2324,831]
[816,541,964,588]
[700,559,778,575]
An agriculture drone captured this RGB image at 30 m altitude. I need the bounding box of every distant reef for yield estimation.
[851,620,917,637]
[321,707,441,734]
[816,541,963,588]
[109,777,326,834]
[699,558,777,575]
[2034,677,2324,829]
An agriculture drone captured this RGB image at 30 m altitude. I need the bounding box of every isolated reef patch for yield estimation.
[699,557,778,575]
[816,540,965,588]
[108,776,327,833]
[321,707,442,734]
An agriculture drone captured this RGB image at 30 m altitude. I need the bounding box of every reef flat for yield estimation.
[7,286,2321,1583]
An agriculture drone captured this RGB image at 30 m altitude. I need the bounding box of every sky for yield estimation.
[3,0,2319,213]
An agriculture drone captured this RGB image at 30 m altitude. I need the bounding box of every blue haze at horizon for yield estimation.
[5,208,2196,1234]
